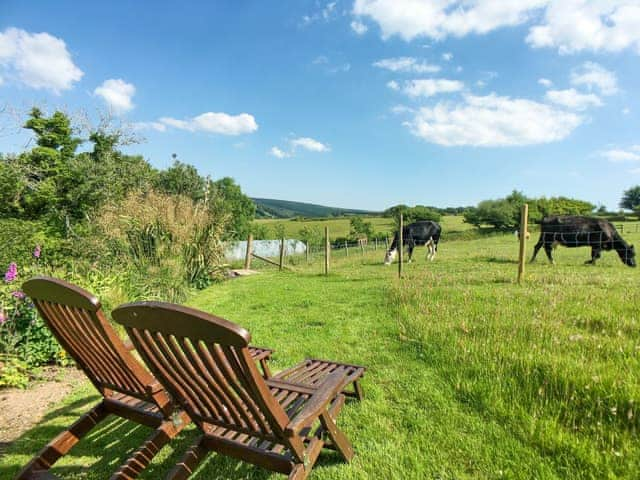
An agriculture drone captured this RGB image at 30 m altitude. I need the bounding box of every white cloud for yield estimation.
[538,78,553,88]
[570,62,618,96]
[527,1,640,54]
[544,88,602,111]
[291,136,330,152]
[302,1,340,25]
[271,136,331,157]
[353,0,547,41]
[442,52,453,61]
[601,147,640,162]
[387,80,400,91]
[270,146,290,158]
[0,27,83,93]
[132,121,167,132]
[373,57,440,73]
[313,55,351,74]
[396,78,464,98]
[354,1,640,56]
[159,112,258,135]
[94,79,136,114]
[404,93,583,147]
[351,20,368,35]
[623,107,631,115]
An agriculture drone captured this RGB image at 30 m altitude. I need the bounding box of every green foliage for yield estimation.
[209,177,255,239]
[0,254,70,390]
[298,224,323,247]
[464,191,595,229]
[349,216,373,239]
[385,204,442,227]
[272,223,286,239]
[155,159,205,201]
[620,185,640,211]
[0,354,30,388]
[250,222,270,239]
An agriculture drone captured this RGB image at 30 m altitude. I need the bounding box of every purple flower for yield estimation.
[11,290,25,299]
[33,245,41,259]
[0,311,6,325]
[4,262,17,283]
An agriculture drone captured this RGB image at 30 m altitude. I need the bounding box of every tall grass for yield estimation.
[95,190,228,302]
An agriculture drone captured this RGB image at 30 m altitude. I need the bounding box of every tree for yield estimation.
[299,225,322,247]
[385,204,441,227]
[155,160,206,201]
[349,217,373,240]
[208,177,256,239]
[620,186,640,211]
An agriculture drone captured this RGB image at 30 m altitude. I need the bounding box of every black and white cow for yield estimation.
[384,221,441,265]
[531,215,636,267]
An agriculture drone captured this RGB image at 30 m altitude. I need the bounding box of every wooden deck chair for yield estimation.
[18,277,273,480]
[112,301,357,480]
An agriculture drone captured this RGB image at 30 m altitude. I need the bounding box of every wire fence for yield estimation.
[241,217,640,278]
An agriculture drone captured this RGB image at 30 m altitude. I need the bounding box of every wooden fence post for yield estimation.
[279,237,285,271]
[345,240,349,257]
[398,214,403,279]
[305,241,309,263]
[324,227,330,276]
[375,238,378,250]
[517,204,528,284]
[360,239,365,256]
[244,234,253,270]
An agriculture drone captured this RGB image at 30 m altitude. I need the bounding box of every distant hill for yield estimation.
[252,198,378,219]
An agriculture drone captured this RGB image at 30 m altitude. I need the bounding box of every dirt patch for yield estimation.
[0,366,86,453]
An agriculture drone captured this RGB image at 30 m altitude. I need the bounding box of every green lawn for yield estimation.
[1,228,639,479]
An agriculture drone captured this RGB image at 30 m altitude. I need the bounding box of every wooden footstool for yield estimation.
[271,358,366,400]
[248,346,274,378]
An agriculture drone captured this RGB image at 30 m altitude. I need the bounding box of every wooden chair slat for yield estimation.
[207,344,274,435]
[178,337,246,427]
[154,332,219,419]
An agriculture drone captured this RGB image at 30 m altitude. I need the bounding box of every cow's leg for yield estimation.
[428,240,436,261]
[407,244,414,263]
[531,239,544,263]
[544,244,555,264]
[587,247,601,265]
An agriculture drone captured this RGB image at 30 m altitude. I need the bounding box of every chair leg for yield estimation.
[353,380,364,401]
[288,464,310,480]
[15,402,109,479]
[110,419,185,480]
[319,411,354,462]
[166,435,209,480]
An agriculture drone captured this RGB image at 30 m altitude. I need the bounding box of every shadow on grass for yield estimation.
[1,392,348,480]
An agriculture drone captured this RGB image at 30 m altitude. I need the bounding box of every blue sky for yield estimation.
[1,1,639,210]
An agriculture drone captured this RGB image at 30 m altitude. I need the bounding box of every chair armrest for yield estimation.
[285,369,346,436]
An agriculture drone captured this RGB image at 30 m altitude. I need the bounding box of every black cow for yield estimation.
[384,221,441,265]
[531,216,636,267]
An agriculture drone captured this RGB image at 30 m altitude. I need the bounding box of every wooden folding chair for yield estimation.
[18,276,273,480]
[113,301,360,480]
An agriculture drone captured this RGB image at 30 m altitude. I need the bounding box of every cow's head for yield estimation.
[626,244,636,267]
[618,244,636,267]
[383,248,397,265]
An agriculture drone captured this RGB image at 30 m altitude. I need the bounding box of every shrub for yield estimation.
[0,252,71,388]
[96,190,228,302]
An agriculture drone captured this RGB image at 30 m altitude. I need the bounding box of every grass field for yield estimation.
[1,224,639,479]
[255,215,475,241]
